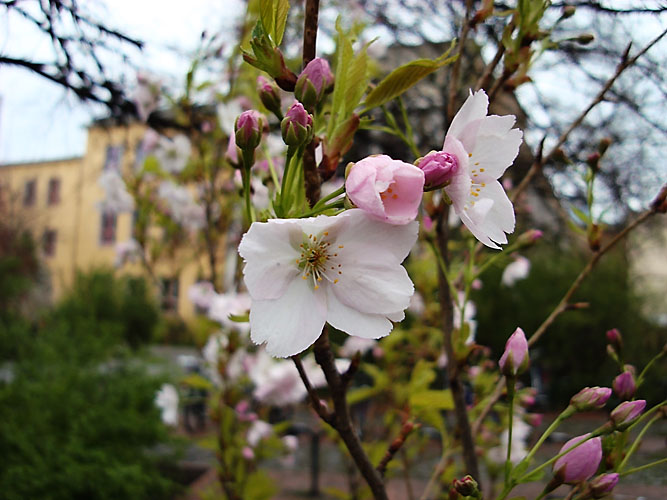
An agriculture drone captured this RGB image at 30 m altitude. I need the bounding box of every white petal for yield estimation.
[250,278,327,357]
[446,90,489,143]
[238,219,301,300]
[478,181,516,236]
[386,310,405,322]
[459,199,500,249]
[469,127,523,179]
[442,137,472,212]
[332,260,414,315]
[332,209,419,263]
[326,288,394,339]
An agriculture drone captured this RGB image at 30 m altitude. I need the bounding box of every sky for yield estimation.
[0,0,245,164]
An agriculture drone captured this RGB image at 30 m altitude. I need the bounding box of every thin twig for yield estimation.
[472,206,659,435]
[302,0,321,206]
[292,356,333,425]
[475,42,506,91]
[377,421,417,477]
[511,28,667,203]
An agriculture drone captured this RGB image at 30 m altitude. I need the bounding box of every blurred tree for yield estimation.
[0,0,143,117]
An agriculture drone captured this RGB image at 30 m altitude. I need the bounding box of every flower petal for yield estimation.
[239,219,301,300]
[446,90,489,143]
[333,209,419,263]
[476,180,516,236]
[332,259,414,315]
[326,288,394,339]
[250,278,327,357]
[469,126,523,179]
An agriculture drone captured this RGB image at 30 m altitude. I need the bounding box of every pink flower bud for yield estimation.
[257,75,282,118]
[516,229,543,248]
[295,57,334,109]
[281,101,313,146]
[606,328,623,351]
[242,446,255,460]
[610,400,646,428]
[570,386,612,411]
[416,151,459,190]
[553,434,602,484]
[345,154,425,225]
[235,110,265,151]
[499,327,529,377]
[452,475,479,497]
[589,473,619,498]
[612,371,636,400]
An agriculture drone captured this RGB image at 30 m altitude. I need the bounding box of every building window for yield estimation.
[103,145,124,172]
[47,177,61,205]
[43,229,57,257]
[100,212,117,245]
[23,179,36,206]
[160,278,179,312]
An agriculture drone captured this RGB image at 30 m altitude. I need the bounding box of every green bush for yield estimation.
[0,315,177,500]
[54,269,160,348]
[472,245,666,407]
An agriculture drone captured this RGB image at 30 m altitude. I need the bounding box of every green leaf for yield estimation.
[228,313,249,323]
[347,385,382,405]
[409,389,454,410]
[364,41,457,109]
[569,203,591,225]
[244,470,277,500]
[180,373,213,390]
[259,0,290,46]
[328,18,355,137]
[344,42,370,115]
[408,359,436,392]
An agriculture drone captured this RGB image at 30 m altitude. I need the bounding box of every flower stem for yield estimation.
[504,381,516,487]
[617,414,660,472]
[521,406,575,469]
[620,457,667,477]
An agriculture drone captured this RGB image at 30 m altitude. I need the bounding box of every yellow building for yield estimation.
[0,121,213,319]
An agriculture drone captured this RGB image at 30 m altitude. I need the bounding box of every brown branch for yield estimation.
[472,204,660,435]
[302,0,322,206]
[475,42,506,92]
[446,0,475,123]
[377,421,418,477]
[436,203,480,480]
[313,330,389,500]
[292,355,333,425]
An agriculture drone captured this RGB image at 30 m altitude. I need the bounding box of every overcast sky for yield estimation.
[0,0,245,164]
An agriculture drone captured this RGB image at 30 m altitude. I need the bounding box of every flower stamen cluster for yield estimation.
[297,232,343,289]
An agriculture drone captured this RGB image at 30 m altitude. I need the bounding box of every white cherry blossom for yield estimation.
[501,255,531,286]
[238,209,418,357]
[442,90,523,249]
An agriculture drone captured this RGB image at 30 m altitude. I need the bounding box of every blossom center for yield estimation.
[297,232,342,289]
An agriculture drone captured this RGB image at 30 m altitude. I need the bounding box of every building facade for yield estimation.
[0,122,211,319]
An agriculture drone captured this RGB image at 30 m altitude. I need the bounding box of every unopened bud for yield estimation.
[499,327,529,377]
[597,137,612,156]
[586,152,601,171]
[295,57,334,110]
[588,223,601,252]
[453,475,479,497]
[552,147,570,163]
[606,328,623,351]
[257,75,283,119]
[589,473,620,498]
[553,434,602,484]
[562,6,576,18]
[612,371,636,400]
[235,110,265,152]
[516,229,544,248]
[281,101,313,146]
[416,151,460,191]
[570,386,611,411]
[610,400,646,429]
[577,34,595,45]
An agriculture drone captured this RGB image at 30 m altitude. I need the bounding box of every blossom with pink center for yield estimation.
[440,89,523,249]
[553,434,602,483]
[345,155,425,225]
[238,209,418,357]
